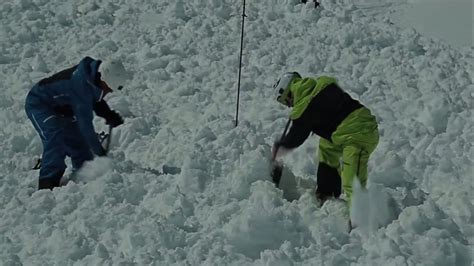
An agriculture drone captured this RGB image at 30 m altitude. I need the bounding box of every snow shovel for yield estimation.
[271,118,291,188]
[271,162,284,187]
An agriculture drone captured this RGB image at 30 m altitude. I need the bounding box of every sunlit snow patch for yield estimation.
[351,180,398,236]
[75,157,114,183]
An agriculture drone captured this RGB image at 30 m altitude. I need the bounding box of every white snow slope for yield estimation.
[0,0,472,265]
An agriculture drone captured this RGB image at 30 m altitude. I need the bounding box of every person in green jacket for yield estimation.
[271,72,379,207]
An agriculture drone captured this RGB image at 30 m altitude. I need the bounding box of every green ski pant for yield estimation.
[318,107,379,206]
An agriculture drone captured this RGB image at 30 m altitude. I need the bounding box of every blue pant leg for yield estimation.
[63,118,94,171]
[26,107,67,180]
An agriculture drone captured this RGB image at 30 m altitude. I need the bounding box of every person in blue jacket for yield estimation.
[25,56,125,190]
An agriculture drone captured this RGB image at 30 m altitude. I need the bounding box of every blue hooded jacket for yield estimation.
[25,56,105,155]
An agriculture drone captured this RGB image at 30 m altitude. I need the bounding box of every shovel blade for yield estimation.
[271,163,283,188]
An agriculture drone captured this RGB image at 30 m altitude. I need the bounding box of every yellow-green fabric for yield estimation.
[318,107,379,207]
[289,76,337,120]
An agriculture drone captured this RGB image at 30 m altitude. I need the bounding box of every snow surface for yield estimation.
[0,0,472,265]
[391,0,473,49]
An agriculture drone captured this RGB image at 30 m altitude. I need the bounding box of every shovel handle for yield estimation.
[272,118,291,161]
[104,125,113,155]
[271,118,291,187]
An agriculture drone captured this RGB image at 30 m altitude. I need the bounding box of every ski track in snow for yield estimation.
[0,0,472,265]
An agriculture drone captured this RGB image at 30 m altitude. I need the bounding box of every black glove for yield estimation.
[105,110,124,128]
[94,100,112,118]
[96,146,108,157]
[94,100,124,128]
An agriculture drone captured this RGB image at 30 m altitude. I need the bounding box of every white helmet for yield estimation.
[273,72,301,106]
[100,59,129,91]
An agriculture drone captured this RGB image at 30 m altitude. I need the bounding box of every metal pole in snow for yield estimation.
[235,0,246,127]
